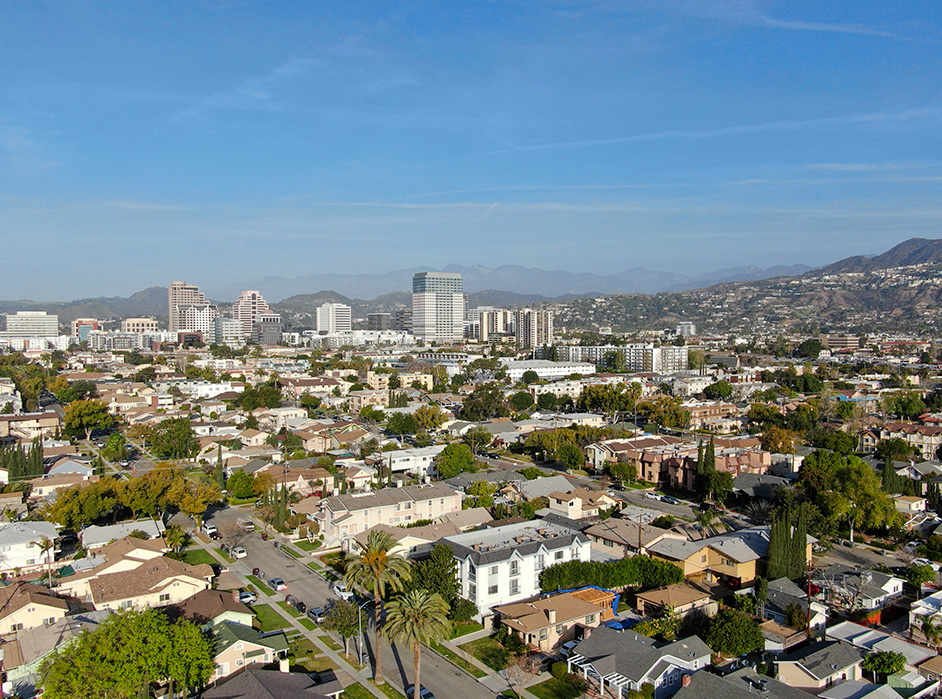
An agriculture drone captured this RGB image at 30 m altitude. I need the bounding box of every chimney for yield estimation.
[681,675,691,687]
[547,608,557,624]
[279,657,290,673]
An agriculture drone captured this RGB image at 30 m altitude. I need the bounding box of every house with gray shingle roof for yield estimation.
[567,626,711,699]
[776,640,863,693]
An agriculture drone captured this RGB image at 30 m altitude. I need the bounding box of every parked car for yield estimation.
[286,595,306,613]
[238,591,257,605]
[231,546,247,559]
[643,492,660,501]
[269,577,288,591]
[209,531,222,541]
[332,583,355,601]
[661,496,679,505]
[913,558,941,572]
[905,541,923,553]
[307,607,327,624]
[202,522,218,536]
[406,686,436,699]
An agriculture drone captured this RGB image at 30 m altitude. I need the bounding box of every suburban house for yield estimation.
[673,668,817,699]
[567,627,711,699]
[495,589,613,652]
[297,483,461,547]
[0,521,58,577]
[634,583,718,621]
[79,520,166,550]
[501,475,576,503]
[647,526,815,589]
[375,444,446,478]
[859,422,942,461]
[202,668,349,699]
[547,488,619,520]
[0,582,70,633]
[908,589,942,641]
[764,578,827,633]
[210,620,289,683]
[442,520,591,615]
[817,568,904,612]
[585,518,686,558]
[776,641,863,693]
[827,621,935,675]
[28,472,100,501]
[55,536,213,611]
[171,588,255,630]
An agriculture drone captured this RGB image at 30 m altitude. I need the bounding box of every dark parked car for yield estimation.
[661,496,680,505]
[286,595,306,614]
[406,686,436,699]
[307,607,327,623]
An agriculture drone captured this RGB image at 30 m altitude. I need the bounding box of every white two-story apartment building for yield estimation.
[442,520,591,616]
[0,521,58,577]
[300,482,461,547]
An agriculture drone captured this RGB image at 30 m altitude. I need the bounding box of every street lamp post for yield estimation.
[357,600,370,665]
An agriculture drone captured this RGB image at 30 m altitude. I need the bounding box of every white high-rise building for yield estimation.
[168,281,210,333]
[3,311,59,337]
[176,305,218,344]
[412,272,464,343]
[316,303,352,334]
[515,309,554,348]
[232,290,271,339]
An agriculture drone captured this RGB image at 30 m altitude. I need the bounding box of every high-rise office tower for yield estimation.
[232,290,271,339]
[316,303,352,334]
[515,309,554,348]
[412,272,465,342]
[367,313,392,330]
[168,281,210,332]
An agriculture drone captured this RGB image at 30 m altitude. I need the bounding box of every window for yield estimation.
[510,560,520,576]
[10,623,22,632]
[604,539,613,547]
[539,629,547,640]
[556,624,563,634]
[44,617,56,625]
[669,676,675,685]
[537,554,546,570]
[159,593,171,603]
[488,585,498,595]
[469,584,476,598]
[469,566,476,581]
[700,554,707,563]
[120,601,132,609]
[510,580,520,595]
[555,551,563,561]
[586,614,595,624]
[489,566,499,577]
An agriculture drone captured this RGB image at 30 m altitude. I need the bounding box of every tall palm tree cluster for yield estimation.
[344,530,451,691]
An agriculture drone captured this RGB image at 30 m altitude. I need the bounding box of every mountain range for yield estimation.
[2,238,941,329]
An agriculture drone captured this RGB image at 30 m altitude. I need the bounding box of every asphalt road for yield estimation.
[203,506,497,698]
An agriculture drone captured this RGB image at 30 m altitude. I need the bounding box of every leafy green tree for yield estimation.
[536,392,557,410]
[384,589,451,696]
[555,442,585,469]
[235,383,282,410]
[510,391,534,412]
[608,461,635,483]
[64,399,114,441]
[387,412,420,436]
[875,437,919,464]
[344,530,413,685]
[102,433,127,462]
[705,609,763,657]
[908,563,935,590]
[795,339,823,358]
[405,543,460,606]
[521,370,540,384]
[862,651,906,680]
[415,404,447,431]
[39,608,212,699]
[460,384,510,421]
[517,467,545,480]
[703,380,733,400]
[436,443,477,479]
[227,470,255,498]
[151,418,199,459]
[322,600,362,658]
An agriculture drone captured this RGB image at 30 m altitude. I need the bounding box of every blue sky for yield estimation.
[2,1,941,299]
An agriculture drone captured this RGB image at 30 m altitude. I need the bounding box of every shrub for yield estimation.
[450,597,478,623]
[551,662,569,681]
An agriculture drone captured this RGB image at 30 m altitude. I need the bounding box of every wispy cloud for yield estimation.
[486,106,942,155]
[175,58,321,120]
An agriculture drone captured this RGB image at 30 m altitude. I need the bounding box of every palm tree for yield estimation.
[34,536,55,587]
[163,524,188,554]
[695,509,726,540]
[344,530,413,685]
[384,589,451,696]
[922,615,942,648]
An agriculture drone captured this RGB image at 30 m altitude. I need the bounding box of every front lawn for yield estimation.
[181,549,216,566]
[372,682,406,699]
[461,636,510,671]
[527,678,585,699]
[298,618,316,631]
[280,546,302,559]
[278,601,302,618]
[451,621,484,639]
[247,575,274,596]
[342,684,375,699]
[296,540,319,551]
[253,604,287,633]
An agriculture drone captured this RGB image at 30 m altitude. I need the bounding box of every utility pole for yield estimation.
[806,557,813,640]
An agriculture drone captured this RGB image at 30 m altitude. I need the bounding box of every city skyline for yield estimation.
[2,2,941,298]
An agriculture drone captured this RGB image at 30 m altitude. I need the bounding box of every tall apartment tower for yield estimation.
[316,303,352,334]
[168,281,210,332]
[515,309,554,348]
[412,272,465,343]
[232,290,271,339]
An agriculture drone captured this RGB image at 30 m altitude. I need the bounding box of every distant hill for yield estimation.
[814,237,942,275]
[206,262,817,302]
[0,287,168,326]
